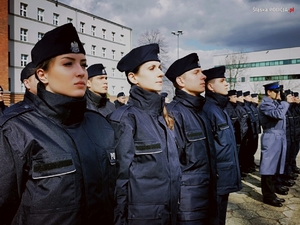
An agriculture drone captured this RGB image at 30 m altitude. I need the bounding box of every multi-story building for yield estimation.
[214,47,300,94]
[8,0,132,103]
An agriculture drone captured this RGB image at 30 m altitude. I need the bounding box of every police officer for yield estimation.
[202,66,242,225]
[243,91,260,173]
[0,23,115,224]
[108,43,181,225]
[114,92,126,108]
[86,63,116,116]
[259,81,289,207]
[226,90,242,153]
[4,62,39,114]
[235,90,249,177]
[251,93,261,168]
[165,53,217,225]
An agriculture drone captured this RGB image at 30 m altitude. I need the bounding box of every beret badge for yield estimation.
[70,41,80,53]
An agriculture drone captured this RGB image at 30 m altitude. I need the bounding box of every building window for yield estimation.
[112,50,115,59]
[20,3,27,17]
[121,52,124,58]
[120,34,124,43]
[67,17,73,23]
[53,13,59,25]
[112,85,115,95]
[21,54,28,67]
[80,22,85,33]
[112,68,115,77]
[91,25,96,36]
[241,77,245,82]
[102,29,106,39]
[112,32,115,41]
[121,86,124,91]
[20,28,28,42]
[38,32,44,41]
[102,48,106,57]
[91,45,96,56]
[37,8,44,21]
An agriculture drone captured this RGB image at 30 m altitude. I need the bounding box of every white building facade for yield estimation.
[9,0,132,97]
[214,47,300,94]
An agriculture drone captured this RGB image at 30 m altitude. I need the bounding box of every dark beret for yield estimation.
[87,63,107,79]
[237,90,243,97]
[117,43,160,74]
[165,53,200,82]
[294,92,299,97]
[20,62,36,82]
[251,93,258,98]
[117,92,125,97]
[228,90,237,96]
[263,81,280,91]
[202,66,226,82]
[31,23,85,67]
[285,89,293,96]
[243,91,250,97]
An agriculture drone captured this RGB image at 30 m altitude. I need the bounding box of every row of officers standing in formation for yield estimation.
[0,23,298,225]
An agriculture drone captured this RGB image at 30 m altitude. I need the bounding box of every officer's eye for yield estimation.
[64,62,72,66]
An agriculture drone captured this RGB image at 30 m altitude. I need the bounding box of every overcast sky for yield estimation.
[59,0,300,69]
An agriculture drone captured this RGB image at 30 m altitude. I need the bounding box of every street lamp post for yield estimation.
[171,30,183,59]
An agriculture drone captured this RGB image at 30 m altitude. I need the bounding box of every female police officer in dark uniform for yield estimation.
[108,43,181,225]
[0,23,115,225]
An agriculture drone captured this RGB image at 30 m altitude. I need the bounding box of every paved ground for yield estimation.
[226,140,300,225]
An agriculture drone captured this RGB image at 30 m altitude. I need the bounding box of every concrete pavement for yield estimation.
[226,148,300,225]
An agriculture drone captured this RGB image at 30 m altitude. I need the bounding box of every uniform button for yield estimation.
[131,214,135,218]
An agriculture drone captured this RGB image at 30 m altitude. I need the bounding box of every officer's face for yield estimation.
[236,95,244,102]
[229,95,237,103]
[87,75,108,95]
[252,97,259,104]
[286,94,294,103]
[267,89,279,100]
[244,95,252,102]
[117,96,126,104]
[207,78,228,96]
[128,61,163,93]
[178,68,206,96]
[36,53,88,97]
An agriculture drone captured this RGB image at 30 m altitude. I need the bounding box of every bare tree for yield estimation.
[138,29,174,98]
[225,52,248,90]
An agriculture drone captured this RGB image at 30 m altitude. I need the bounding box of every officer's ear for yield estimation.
[87,78,92,88]
[175,75,185,88]
[36,68,49,85]
[128,72,138,85]
[207,80,215,92]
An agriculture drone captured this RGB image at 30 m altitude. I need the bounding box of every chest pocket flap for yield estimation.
[186,130,206,141]
[218,123,229,131]
[134,141,162,155]
[32,155,76,179]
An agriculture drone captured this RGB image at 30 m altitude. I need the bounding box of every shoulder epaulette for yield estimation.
[108,104,132,122]
[0,105,33,126]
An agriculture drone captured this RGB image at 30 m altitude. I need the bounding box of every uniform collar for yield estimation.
[85,89,107,107]
[128,85,164,115]
[174,89,205,111]
[36,83,86,126]
[205,90,229,109]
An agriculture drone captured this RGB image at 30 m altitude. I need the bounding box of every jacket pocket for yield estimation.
[32,155,76,179]
[127,204,168,221]
[186,130,206,142]
[179,173,210,213]
[134,141,162,155]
